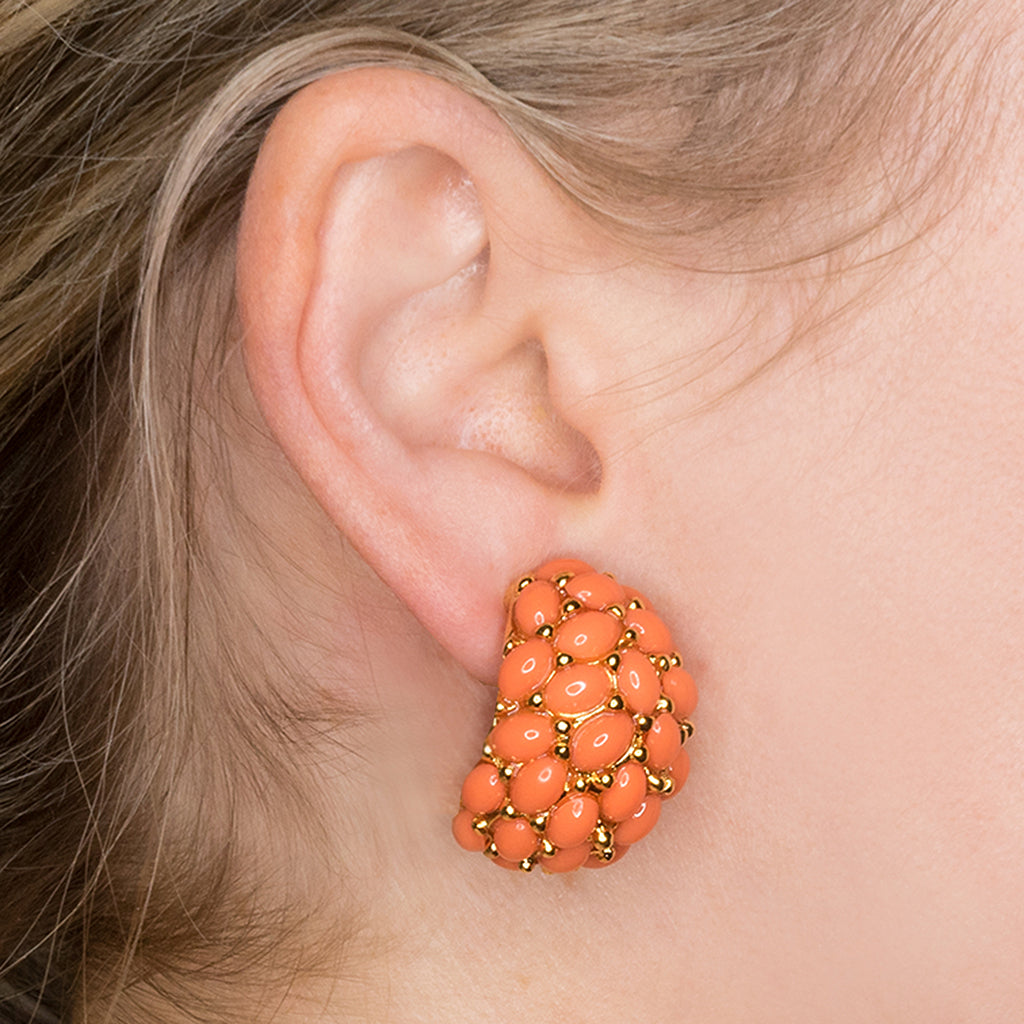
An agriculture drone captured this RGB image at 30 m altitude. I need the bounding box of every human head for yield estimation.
[1,2,1020,1021]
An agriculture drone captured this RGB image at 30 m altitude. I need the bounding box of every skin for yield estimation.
[142,15,1024,1023]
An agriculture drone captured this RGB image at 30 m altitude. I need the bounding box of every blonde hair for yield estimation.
[0,1,986,1019]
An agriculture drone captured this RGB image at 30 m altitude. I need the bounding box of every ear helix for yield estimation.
[452,558,698,873]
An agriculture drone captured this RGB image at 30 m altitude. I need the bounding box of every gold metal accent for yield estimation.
[554,744,570,760]
[647,773,667,793]
[541,839,556,857]
[472,816,490,833]
[597,772,614,789]
[636,715,653,732]
[482,743,495,759]
[596,845,615,862]
[554,573,573,588]
[573,777,589,792]
[503,640,516,655]
[607,695,625,711]
[623,628,638,643]
[680,720,694,742]
[556,652,573,667]
[631,745,649,763]
[484,843,500,859]
[660,776,676,797]
[502,802,516,817]
[517,576,534,591]
[670,653,682,667]
[531,814,548,832]
[607,604,625,619]
[656,695,674,714]
[527,691,544,708]
[555,719,572,735]
[562,599,581,615]
[657,656,671,672]
[519,858,535,873]
[501,765,515,780]
[537,624,554,638]
[606,652,621,671]
[627,598,644,610]
[594,826,611,847]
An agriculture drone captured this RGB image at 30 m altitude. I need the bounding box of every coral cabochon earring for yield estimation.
[452,557,698,874]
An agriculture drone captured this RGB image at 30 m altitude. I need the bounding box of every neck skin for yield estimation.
[95,24,1024,1024]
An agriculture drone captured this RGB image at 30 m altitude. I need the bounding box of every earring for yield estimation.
[452,557,697,873]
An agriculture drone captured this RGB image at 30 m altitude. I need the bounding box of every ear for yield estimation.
[236,68,605,681]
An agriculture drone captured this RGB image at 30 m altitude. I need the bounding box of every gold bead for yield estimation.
[484,843,500,859]
[647,774,666,793]
[574,777,589,792]
[503,640,516,655]
[606,652,621,670]
[636,715,653,732]
[623,629,638,643]
[517,576,534,591]
[562,599,581,615]
[607,695,625,711]
[554,744,570,760]
[519,858,536,873]
[556,652,573,667]
[627,598,643,610]
[657,656,671,672]
[594,827,611,846]
[531,814,548,832]
[656,695,673,714]
[482,743,495,759]
[660,776,676,797]
[607,605,625,619]
[554,573,573,588]
[472,816,490,833]
[541,839,556,857]
[670,653,682,667]
[537,624,554,638]
[554,719,572,735]
[631,745,649,763]
[501,766,515,780]
[680,720,694,742]
[597,846,615,862]
[502,803,516,817]
[527,691,544,708]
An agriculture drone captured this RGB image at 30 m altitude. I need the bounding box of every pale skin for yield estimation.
[148,16,1023,1022]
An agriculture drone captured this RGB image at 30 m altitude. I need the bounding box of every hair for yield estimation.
[0,1,991,1020]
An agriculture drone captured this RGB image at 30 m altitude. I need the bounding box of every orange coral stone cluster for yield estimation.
[452,557,697,873]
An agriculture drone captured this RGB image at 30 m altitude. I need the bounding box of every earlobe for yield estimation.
[236,68,601,680]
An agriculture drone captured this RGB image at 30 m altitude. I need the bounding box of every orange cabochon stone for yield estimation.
[624,608,674,655]
[452,809,487,852]
[661,665,698,720]
[646,713,682,770]
[498,638,554,702]
[492,817,539,861]
[665,747,690,795]
[616,648,661,715]
[490,712,555,762]
[599,761,648,822]
[546,793,600,848]
[544,663,613,717]
[564,571,626,611]
[614,794,662,846]
[544,790,598,847]
[533,557,593,581]
[583,845,629,868]
[541,844,592,873]
[554,610,622,660]
[510,756,568,815]
[460,762,506,815]
[513,580,562,634]
[570,711,635,772]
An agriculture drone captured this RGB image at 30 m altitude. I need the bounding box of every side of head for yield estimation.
[1,2,1017,1022]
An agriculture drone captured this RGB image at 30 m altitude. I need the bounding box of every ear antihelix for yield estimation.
[452,558,698,873]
